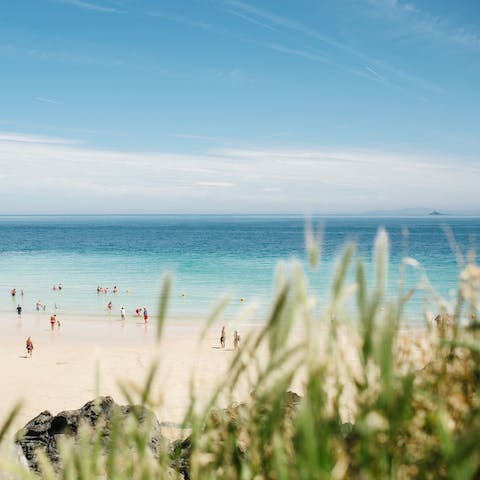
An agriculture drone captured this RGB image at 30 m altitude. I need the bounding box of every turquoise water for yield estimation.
[0,215,478,323]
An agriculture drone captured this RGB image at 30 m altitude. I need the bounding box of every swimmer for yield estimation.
[26,336,33,357]
[107,301,113,311]
[113,286,118,294]
[11,288,16,297]
[220,326,226,348]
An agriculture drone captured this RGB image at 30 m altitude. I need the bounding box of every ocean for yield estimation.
[0,215,478,324]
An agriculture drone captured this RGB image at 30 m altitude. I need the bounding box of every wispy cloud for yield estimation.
[0,131,478,214]
[225,9,279,32]
[195,181,235,187]
[223,0,343,49]
[56,0,121,13]
[220,0,442,95]
[263,43,327,63]
[367,0,480,51]
[35,96,64,106]
[0,131,77,145]
[364,66,385,82]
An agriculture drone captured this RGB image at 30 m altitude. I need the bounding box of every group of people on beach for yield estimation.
[118,306,148,323]
[135,307,148,322]
[220,326,241,350]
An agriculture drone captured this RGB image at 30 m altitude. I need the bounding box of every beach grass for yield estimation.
[2,228,480,479]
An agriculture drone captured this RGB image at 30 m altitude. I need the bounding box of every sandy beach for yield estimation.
[0,311,273,438]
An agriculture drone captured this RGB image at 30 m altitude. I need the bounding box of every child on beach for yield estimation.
[233,330,240,350]
[26,337,33,357]
[220,326,226,348]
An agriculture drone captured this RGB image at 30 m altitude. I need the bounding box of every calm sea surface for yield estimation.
[0,215,478,324]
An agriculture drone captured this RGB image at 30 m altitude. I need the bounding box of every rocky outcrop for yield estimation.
[169,390,303,479]
[15,396,167,472]
[16,391,303,478]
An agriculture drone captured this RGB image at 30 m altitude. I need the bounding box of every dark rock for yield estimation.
[15,396,167,472]
[169,390,303,479]
[170,436,192,480]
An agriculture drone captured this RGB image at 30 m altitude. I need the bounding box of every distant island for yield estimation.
[428,210,446,216]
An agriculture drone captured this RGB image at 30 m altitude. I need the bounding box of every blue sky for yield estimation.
[0,0,479,214]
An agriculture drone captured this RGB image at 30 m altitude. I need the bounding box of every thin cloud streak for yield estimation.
[0,132,77,145]
[35,97,64,105]
[263,43,328,63]
[195,181,235,187]
[56,0,121,13]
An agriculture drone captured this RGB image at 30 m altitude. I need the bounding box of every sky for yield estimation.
[0,0,479,214]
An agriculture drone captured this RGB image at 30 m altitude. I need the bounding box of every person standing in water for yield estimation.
[50,314,56,330]
[16,305,22,316]
[120,306,126,320]
[143,307,148,323]
[26,337,33,357]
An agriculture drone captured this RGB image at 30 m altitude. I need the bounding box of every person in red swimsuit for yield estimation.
[26,337,34,357]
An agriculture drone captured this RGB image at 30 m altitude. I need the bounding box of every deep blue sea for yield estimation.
[0,215,478,324]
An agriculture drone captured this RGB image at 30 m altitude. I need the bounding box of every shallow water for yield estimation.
[0,215,478,324]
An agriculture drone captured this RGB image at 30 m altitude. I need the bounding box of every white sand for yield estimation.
[0,310,430,443]
[0,311,264,436]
